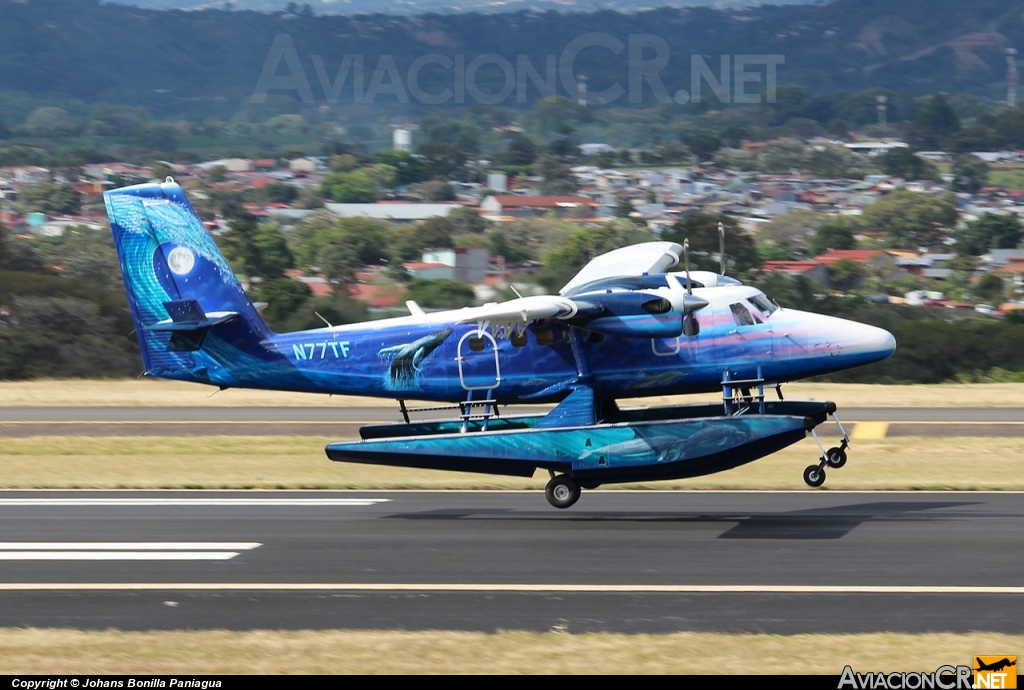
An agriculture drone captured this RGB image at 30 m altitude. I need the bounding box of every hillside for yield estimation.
[1,0,1023,117]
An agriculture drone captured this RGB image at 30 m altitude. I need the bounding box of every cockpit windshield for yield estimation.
[749,293,779,317]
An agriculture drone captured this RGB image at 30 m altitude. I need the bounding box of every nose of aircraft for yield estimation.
[847,321,897,363]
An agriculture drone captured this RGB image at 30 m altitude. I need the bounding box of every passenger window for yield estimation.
[468,336,486,352]
[534,328,553,346]
[511,330,527,348]
[730,303,756,327]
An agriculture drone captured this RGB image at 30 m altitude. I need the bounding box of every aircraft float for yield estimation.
[104,180,896,509]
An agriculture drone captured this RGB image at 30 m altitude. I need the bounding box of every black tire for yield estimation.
[545,475,581,509]
[803,464,826,488]
[825,447,847,468]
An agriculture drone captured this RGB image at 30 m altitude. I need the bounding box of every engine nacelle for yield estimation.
[568,290,708,339]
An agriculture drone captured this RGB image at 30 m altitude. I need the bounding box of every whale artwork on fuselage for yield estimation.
[104,180,896,508]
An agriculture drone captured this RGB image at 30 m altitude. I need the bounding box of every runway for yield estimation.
[2,407,1024,437]
[0,490,1021,633]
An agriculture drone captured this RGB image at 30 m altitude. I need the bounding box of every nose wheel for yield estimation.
[545,474,581,509]
[803,464,826,487]
[803,421,849,488]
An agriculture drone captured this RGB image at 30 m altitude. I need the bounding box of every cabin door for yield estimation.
[456,330,501,391]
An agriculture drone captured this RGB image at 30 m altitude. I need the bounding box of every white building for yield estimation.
[422,247,491,283]
[393,128,412,152]
[325,203,457,223]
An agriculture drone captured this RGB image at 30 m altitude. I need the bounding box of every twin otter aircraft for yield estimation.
[105,180,896,508]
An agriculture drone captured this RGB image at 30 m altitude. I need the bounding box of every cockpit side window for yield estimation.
[749,294,779,317]
[730,302,756,327]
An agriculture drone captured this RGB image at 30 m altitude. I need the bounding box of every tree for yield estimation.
[528,96,590,135]
[217,213,291,280]
[535,154,576,195]
[826,119,849,139]
[0,223,45,273]
[207,165,227,183]
[410,180,455,201]
[614,197,635,219]
[881,147,938,181]
[826,259,864,292]
[405,278,475,309]
[805,144,855,178]
[810,218,858,256]
[329,154,359,172]
[543,222,654,275]
[365,163,398,190]
[662,214,758,275]
[251,224,294,279]
[151,162,173,181]
[912,94,960,148]
[320,170,379,203]
[757,139,806,173]
[375,149,426,185]
[264,182,298,204]
[18,182,82,216]
[255,278,311,326]
[683,129,721,162]
[956,213,1023,256]
[861,190,958,249]
[417,142,466,181]
[974,274,1005,304]
[416,217,455,250]
[136,124,178,152]
[490,229,530,263]
[448,206,486,234]
[504,134,536,166]
[951,154,989,193]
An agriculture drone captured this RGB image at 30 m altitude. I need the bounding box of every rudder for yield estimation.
[104,179,270,383]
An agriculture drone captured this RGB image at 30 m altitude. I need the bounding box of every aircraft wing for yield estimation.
[559,241,682,295]
[455,295,577,332]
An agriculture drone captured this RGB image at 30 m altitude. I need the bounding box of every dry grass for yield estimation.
[1,435,1022,490]
[6,379,1024,408]
[0,629,1017,674]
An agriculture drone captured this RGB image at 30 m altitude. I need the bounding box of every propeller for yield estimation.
[682,239,700,337]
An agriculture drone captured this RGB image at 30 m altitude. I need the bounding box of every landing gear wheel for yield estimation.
[546,475,581,509]
[825,447,847,468]
[803,464,826,488]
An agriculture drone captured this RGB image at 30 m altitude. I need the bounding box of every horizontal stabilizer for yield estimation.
[144,300,239,332]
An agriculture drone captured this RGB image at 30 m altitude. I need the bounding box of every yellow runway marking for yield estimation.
[0,583,1021,593]
[851,422,890,439]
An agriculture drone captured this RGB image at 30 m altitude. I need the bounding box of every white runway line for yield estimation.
[0,583,1022,593]
[0,543,261,550]
[0,552,244,560]
[0,542,261,561]
[0,498,390,506]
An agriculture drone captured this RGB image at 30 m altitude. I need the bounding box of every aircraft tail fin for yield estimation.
[104,179,271,382]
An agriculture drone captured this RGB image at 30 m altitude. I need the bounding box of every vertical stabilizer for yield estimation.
[104,179,270,382]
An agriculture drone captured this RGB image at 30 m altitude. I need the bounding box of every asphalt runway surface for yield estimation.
[0,490,1021,633]
[1,406,1023,437]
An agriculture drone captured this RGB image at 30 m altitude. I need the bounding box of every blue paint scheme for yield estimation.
[104,181,895,496]
[105,180,895,404]
[327,413,811,481]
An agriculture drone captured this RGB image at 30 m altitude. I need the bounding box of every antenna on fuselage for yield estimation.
[718,221,726,276]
